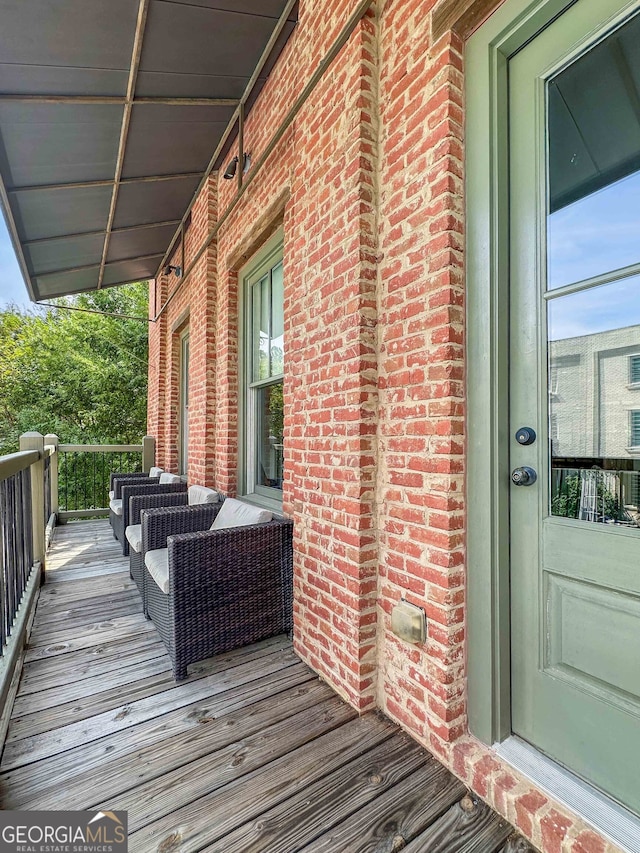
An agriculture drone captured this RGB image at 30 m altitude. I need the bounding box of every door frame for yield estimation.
[465,0,640,746]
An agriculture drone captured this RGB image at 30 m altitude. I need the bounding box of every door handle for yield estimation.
[511,466,537,486]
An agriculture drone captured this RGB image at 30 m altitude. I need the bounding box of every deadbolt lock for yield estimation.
[515,427,536,445]
[511,466,537,486]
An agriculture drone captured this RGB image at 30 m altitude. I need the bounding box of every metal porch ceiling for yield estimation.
[0,0,297,302]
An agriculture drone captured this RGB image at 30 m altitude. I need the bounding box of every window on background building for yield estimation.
[241,233,284,506]
[630,354,640,386]
[630,410,640,448]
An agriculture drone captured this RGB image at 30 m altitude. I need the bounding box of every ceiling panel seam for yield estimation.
[97,0,150,290]
[8,172,204,194]
[35,250,164,279]
[23,219,182,246]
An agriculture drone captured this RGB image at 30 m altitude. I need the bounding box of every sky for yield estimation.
[0,216,31,310]
[546,170,640,341]
[548,171,640,292]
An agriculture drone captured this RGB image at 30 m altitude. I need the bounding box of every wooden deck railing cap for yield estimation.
[0,449,41,484]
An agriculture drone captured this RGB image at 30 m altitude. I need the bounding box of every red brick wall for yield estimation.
[146,1,620,850]
[376,4,467,757]
[148,176,217,478]
[148,0,381,711]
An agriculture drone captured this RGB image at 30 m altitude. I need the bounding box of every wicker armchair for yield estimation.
[108,466,163,497]
[109,475,158,533]
[127,486,220,602]
[113,480,186,556]
[127,491,190,600]
[140,503,293,680]
[108,467,164,526]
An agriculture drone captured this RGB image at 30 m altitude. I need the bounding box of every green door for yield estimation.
[509,0,640,814]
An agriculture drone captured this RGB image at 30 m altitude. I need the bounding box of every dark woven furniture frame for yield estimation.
[109,474,155,531]
[109,471,149,491]
[113,481,186,556]
[140,503,222,615]
[141,504,293,680]
[127,491,191,601]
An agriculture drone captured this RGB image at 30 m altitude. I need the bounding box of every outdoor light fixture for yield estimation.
[223,152,251,180]
[163,264,182,278]
[223,156,239,179]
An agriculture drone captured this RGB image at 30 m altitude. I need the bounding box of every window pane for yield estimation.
[548,274,640,341]
[548,278,640,526]
[256,381,284,491]
[252,275,270,381]
[630,355,640,385]
[546,12,640,290]
[547,172,640,290]
[270,261,284,377]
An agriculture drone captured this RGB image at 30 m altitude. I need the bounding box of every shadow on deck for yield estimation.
[0,520,534,852]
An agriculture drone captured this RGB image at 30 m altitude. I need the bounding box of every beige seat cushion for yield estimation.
[109,498,123,516]
[160,473,182,484]
[210,498,272,530]
[188,485,219,505]
[108,489,115,501]
[125,524,142,553]
[145,548,169,594]
[149,466,164,478]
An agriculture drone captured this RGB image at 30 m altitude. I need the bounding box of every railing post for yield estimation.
[19,432,45,570]
[44,434,59,517]
[142,435,156,473]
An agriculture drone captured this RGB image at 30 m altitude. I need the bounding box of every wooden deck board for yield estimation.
[296,761,466,852]
[402,798,513,852]
[0,520,533,852]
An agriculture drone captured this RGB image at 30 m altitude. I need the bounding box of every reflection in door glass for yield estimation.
[549,280,640,527]
[547,10,640,525]
[546,11,640,290]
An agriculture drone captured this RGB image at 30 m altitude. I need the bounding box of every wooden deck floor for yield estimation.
[0,520,533,853]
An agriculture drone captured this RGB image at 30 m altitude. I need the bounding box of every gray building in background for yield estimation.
[550,323,640,520]
[550,323,640,460]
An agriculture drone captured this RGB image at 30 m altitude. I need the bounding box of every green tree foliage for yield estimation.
[551,469,624,522]
[0,284,148,454]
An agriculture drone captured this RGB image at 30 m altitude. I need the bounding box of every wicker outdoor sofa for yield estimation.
[140,500,294,680]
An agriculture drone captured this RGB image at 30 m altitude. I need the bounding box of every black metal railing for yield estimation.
[0,456,35,656]
[0,434,156,726]
[58,448,143,514]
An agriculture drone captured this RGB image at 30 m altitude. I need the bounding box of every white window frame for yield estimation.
[629,354,640,387]
[238,230,284,509]
[629,409,640,449]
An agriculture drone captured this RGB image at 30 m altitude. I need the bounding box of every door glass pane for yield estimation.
[547,12,640,526]
[547,12,640,290]
[256,381,284,492]
[548,278,640,526]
